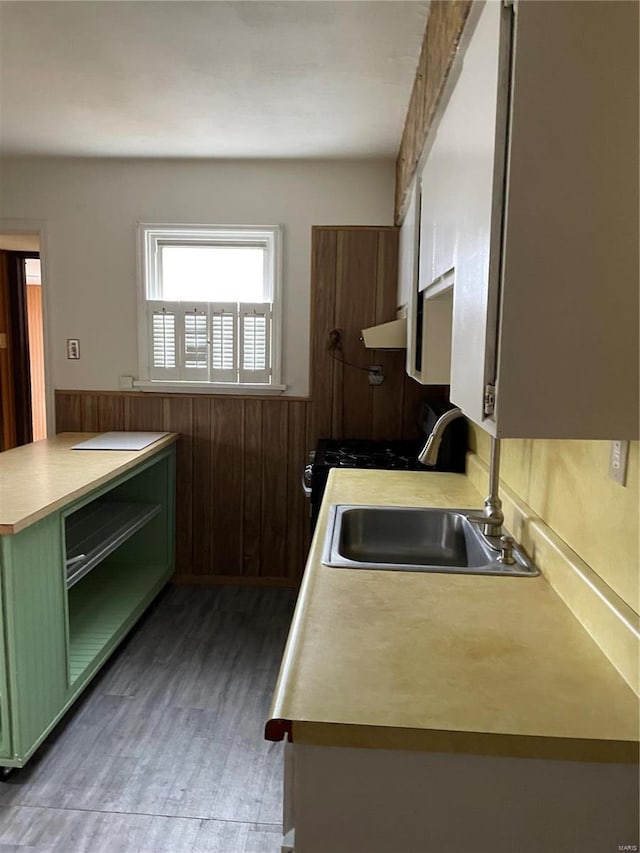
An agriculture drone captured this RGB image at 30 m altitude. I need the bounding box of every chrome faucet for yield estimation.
[417,406,464,466]
[419,407,504,538]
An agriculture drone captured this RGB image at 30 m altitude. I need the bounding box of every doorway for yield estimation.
[0,235,48,450]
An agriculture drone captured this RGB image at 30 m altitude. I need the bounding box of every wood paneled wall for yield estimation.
[55,392,310,586]
[56,227,441,586]
[395,0,473,221]
[307,227,432,448]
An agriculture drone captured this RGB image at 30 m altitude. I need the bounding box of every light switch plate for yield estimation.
[66,338,80,359]
[609,440,629,486]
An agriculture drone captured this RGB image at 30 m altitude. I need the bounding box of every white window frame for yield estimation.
[135,222,284,393]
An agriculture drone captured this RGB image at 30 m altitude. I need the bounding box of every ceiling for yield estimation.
[0,1,429,160]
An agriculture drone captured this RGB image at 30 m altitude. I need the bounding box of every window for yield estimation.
[136,223,283,391]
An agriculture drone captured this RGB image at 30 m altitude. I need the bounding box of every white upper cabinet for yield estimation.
[448,0,509,431]
[406,45,472,386]
[402,176,454,385]
[398,178,419,313]
[417,0,639,439]
[418,65,470,291]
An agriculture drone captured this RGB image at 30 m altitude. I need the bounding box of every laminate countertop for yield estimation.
[267,469,639,763]
[0,433,177,535]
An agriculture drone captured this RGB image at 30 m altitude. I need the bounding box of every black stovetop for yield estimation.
[314,438,424,471]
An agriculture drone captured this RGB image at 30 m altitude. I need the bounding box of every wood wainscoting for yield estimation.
[56,227,445,585]
[55,392,310,586]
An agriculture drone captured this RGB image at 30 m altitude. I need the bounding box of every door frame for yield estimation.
[0,220,54,439]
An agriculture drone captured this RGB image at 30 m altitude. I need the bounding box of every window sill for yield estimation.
[133,380,287,396]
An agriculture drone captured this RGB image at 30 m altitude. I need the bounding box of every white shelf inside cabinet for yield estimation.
[64,501,162,588]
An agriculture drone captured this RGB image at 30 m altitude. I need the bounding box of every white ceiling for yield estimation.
[0,1,429,159]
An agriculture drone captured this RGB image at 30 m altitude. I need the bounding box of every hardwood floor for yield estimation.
[0,586,297,852]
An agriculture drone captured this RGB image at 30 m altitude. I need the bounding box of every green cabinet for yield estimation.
[0,445,175,768]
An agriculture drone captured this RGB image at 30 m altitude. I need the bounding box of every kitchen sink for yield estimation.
[322,505,539,576]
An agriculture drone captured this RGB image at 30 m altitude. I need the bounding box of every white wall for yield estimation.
[0,157,394,396]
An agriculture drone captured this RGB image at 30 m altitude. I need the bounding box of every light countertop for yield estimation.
[267,469,639,762]
[0,433,177,535]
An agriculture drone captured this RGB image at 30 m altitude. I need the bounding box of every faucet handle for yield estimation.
[498,535,516,565]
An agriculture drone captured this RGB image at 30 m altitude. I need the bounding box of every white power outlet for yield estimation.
[609,440,629,486]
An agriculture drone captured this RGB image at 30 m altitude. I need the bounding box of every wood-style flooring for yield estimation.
[0,585,297,852]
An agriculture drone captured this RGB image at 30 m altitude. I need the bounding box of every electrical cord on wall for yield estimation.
[329,349,372,373]
[327,328,372,373]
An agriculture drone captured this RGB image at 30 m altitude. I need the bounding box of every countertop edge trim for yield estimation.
[265,718,293,742]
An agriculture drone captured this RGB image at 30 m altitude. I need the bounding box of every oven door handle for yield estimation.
[302,463,313,499]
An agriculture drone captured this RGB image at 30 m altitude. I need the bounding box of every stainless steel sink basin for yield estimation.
[322,505,539,576]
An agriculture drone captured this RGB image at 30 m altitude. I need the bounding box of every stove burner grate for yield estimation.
[322,444,420,470]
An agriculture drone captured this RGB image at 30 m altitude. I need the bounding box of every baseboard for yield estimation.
[466,452,640,695]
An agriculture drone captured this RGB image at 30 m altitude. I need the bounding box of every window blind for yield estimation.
[240,303,271,383]
[147,300,271,384]
[211,302,238,382]
[182,307,209,377]
[148,301,180,380]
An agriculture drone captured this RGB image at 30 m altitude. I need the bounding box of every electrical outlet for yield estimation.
[66,338,80,360]
[609,440,629,486]
[368,365,384,386]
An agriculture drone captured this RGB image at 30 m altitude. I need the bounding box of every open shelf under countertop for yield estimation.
[65,501,161,588]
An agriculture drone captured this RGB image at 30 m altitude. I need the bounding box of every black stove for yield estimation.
[304,406,467,534]
[319,439,425,471]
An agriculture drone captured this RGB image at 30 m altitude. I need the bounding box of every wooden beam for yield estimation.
[395,0,473,222]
